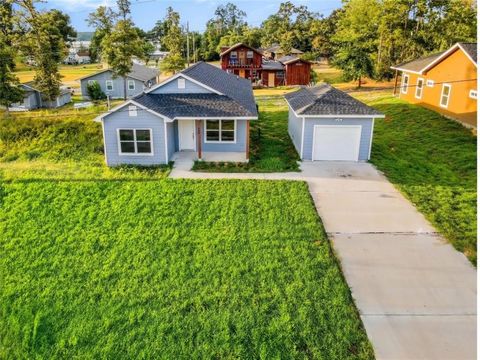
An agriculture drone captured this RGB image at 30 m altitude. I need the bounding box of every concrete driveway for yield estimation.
[170,160,477,359]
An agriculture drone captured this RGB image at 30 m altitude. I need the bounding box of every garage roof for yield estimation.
[285,84,384,117]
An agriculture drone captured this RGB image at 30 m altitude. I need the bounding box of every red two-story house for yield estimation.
[220,43,263,82]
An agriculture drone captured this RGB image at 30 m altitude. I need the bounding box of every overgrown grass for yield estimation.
[355,91,477,263]
[192,96,300,173]
[0,107,169,180]
[14,64,103,87]
[0,179,373,359]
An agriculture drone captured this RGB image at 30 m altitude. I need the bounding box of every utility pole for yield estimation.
[186,21,190,66]
[192,34,196,63]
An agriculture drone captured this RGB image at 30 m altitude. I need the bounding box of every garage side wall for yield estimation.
[302,118,373,161]
[288,107,302,155]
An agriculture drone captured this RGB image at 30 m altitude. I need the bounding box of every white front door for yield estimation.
[179,120,196,151]
[312,125,362,161]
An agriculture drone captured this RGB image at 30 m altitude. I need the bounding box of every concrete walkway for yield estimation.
[170,161,477,360]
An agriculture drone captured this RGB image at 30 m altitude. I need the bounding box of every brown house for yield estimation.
[220,43,263,82]
[220,43,311,87]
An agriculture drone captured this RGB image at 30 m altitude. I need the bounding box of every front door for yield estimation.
[268,72,275,87]
[179,120,195,151]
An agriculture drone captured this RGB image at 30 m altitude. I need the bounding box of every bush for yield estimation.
[86,81,106,100]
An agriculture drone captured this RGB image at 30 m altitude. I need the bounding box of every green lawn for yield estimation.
[0,180,373,359]
[355,91,477,263]
[192,96,300,172]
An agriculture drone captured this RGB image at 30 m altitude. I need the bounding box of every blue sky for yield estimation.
[38,0,342,33]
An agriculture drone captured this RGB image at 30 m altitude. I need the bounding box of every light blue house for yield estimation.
[79,64,159,100]
[95,62,258,166]
[9,83,71,110]
[285,85,384,161]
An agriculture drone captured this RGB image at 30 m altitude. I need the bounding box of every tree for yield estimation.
[0,2,24,115]
[14,0,66,101]
[160,7,185,73]
[101,0,143,99]
[87,6,115,62]
[48,9,76,42]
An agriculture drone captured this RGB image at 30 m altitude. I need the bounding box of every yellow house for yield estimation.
[391,43,477,128]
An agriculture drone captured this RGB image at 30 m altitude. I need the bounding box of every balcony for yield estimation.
[226,58,255,68]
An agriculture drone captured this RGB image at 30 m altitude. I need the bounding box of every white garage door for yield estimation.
[312,125,362,161]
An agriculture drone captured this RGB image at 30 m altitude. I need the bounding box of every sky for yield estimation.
[38,0,342,33]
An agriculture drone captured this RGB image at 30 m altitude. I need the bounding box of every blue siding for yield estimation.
[81,71,155,99]
[102,105,167,166]
[151,76,212,94]
[288,107,302,155]
[302,117,374,161]
[201,120,247,152]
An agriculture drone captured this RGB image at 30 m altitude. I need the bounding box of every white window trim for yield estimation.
[230,51,238,58]
[440,84,451,108]
[469,89,477,99]
[117,128,154,156]
[127,80,135,91]
[401,74,409,94]
[415,78,424,99]
[204,120,237,144]
[177,78,186,89]
[106,80,113,91]
[128,105,137,117]
[426,79,434,87]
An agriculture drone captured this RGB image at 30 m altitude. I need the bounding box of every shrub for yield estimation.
[86,81,106,100]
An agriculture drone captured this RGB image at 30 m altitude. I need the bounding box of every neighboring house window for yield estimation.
[128,105,137,116]
[426,79,434,87]
[118,129,153,155]
[128,80,135,90]
[87,80,97,86]
[401,74,409,94]
[440,84,451,108]
[415,78,424,99]
[106,80,113,91]
[469,89,477,99]
[230,51,237,59]
[178,78,186,89]
[247,50,254,58]
[276,71,284,78]
[205,120,235,142]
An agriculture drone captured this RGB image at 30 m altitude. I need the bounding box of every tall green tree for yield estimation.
[14,0,66,101]
[87,6,115,62]
[160,7,185,73]
[0,1,24,115]
[48,9,76,42]
[101,0,143,99]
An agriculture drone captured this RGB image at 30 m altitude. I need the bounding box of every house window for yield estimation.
[118,129,152,155]
[415,78,424,99]
[401,74,409,94]
[230,51,237,59]
[426,79,434,87]
[128,105,137,117]
[178,78,186,89]
[469,89,477,99]
[87,80,97,86]
[247,50,253,58]
[276,71,284,79]
[205,120,235,142]
[440,84,451,108]
[106,80,113,91]
[128,80,135,90]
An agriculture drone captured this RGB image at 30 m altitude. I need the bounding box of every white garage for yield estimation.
[285,84,384,162]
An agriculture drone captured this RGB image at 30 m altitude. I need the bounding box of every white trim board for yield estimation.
[116,128,154,157]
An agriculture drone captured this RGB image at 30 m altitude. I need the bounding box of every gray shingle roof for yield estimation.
[181,62,258,117]
[261,60,285,70]
[79,63,158,82]
[277,55,299,63]
[264,43,303,54]
[459,43,477,63]
[391,52,444,73]
[133,93,253,118]
[284,84,383,116]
